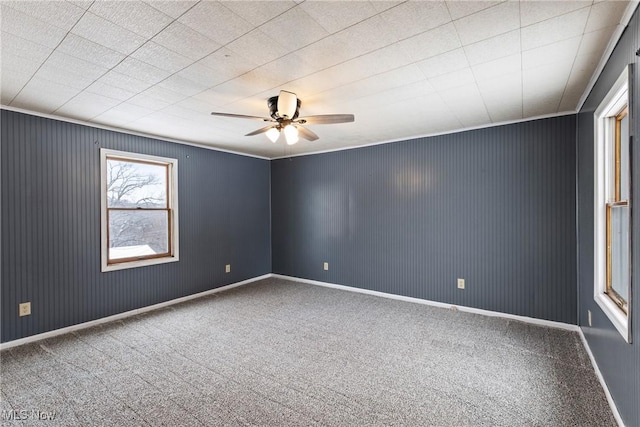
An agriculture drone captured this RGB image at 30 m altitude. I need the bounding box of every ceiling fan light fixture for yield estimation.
[266,127,280,143]
[284,124,299,145]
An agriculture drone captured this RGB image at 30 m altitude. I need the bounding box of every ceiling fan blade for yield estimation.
[211,112,271,121]
[277,90,298,119]
[297,126,319,141]
[297,114,355,125]
[245,125,277,136]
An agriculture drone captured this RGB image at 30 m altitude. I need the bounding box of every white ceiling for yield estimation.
[0,1,635,158]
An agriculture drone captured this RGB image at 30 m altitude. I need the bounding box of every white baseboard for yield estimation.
[271,274,580,332]
[578,328,625,427]
[0,274,270,351]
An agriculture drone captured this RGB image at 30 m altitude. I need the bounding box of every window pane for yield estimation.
[108,210,169,260]
[619,113,629,200]
[610,205,629,304]
[107,159,167,208]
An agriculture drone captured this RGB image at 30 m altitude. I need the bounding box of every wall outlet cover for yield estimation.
[457,278,465,289]
[19,302,31,317]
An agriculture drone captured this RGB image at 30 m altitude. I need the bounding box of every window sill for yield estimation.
[101,256,179,272]
[594,292,630,343]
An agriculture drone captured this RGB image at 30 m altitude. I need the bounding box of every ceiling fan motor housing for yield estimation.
[268,95,301,120]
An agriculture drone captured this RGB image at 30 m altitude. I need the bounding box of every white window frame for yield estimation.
[593,65,632,343]
[101,148,179,272]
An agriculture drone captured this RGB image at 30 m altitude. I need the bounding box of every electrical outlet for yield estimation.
[19,302,31,317]
[225,264,231,273]
[457,278,465,289]
[323,262,329,271]
[588,310,592,327]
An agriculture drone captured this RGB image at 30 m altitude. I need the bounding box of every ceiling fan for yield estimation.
[210,90,354,145]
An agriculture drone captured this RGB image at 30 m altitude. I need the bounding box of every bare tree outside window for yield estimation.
[106,158,171,261]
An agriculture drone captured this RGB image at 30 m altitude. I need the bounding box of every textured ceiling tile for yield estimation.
[334,65,425,105]
[477,71,521,99]
[1,51,42,76]
[94,102,154,124]
[454,2,520,45]
[471,53,521,82]
[178,1,253,46]
[285,68,354,99]
[332,44,414,84]
[2,0,85,31]
[194,88,246,109]
[158,74,208,97]
[173,97,218,115]
[584,0,628,33]
[131,41,193,73]
[522,59,573,115]
[223,1,296,27]
[521,7,589,51]
[523,91,563,117]
[1,31,52,62]
[68,1,92,10]
[416,48,469,79]
[112,57,172,85]
[577,25,618,57]
[86,81,137,102]
[255,53,317,87]
[128,85,186,109]
[522,36,581,70]
[300,1,379,34]
[145,1,197,19]
[71,12,146,55]
[429,67,476,91]
[445,0,503,20]
[463,29,520,66]
[199,47,259,81]
[259,7,330,51]
[369,1,404,13]
[11,77,80,112]
[336,15,399,56]
[98,70,154,94]
[559,53,600,111]
[397,23,461,62]
[56,91,122,120]
[226,29,289,68]
[299,15,399,73]
[57,33,126,69]
[520,1,590,27]
[0,6,67,48]
[523,60,574,95]
[177,63,230,88]
[153,21,221,61]
[379,1,451,40]
[35,51,108,89]
[441,84,491,127]
[1,73,30,103]
[89,1,173,38]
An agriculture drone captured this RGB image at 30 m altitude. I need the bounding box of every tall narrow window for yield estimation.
[607,107,629,313]
[594,65,632,342]
[101,149,179,272]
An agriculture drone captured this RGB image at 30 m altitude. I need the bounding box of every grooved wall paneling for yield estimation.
[576,5,640,426]
[1,110,271,343]
[272,115,577,324]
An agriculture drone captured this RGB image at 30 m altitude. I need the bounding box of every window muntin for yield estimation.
[101,149,179,272]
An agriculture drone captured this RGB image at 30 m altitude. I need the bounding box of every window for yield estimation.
[593,65,632,343]
[101,149,179,272]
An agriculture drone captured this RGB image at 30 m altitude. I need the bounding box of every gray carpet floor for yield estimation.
[1,278,615,426]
